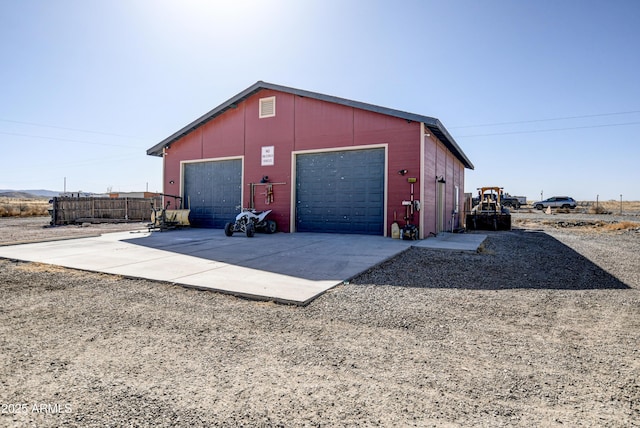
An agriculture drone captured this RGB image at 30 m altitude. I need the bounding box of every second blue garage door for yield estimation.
[296,148,385,235]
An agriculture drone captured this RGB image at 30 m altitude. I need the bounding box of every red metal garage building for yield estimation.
[147,81,474,238]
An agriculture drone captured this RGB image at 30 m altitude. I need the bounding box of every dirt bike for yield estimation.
[224,209,277,237]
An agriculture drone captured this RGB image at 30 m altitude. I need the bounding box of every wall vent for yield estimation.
[259,96,276,118]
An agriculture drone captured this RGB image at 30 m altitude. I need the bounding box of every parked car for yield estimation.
[501,195,521,209]
[532,196,577,210]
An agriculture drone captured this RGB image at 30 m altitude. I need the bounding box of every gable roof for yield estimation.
[146,81,474,169]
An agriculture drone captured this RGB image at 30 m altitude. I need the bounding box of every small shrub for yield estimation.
[0,205,18,217]
[476,242,495,255]
[589,205,611,215]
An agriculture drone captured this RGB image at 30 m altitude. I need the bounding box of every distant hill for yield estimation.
[0,189,59,198]
[0,191,49,199]
[24,189,60,197]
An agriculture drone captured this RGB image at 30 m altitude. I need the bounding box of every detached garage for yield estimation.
[147,81,474,238]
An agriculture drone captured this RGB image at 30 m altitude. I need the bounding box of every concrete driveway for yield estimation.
[0,229,485,304]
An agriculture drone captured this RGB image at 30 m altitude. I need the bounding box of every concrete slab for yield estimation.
[0,229,485,304]
[413,232,487,251]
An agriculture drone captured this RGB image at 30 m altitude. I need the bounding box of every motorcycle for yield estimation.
[224,209,277,237]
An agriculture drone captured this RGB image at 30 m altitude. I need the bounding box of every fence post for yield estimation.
[51,197,57,226]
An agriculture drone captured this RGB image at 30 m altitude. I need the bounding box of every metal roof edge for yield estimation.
[426,120,475,170]
[147,81,266,156]
[147,81,474,169]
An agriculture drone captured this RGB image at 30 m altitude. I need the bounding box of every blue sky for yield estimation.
[1,0,639,201]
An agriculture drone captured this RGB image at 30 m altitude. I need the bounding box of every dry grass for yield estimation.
[521,200,640,215]
[15,262,76,274]
[535,219,640,232]
[601,221,640,231]
[586,200,640,214]
[0,197,49,217]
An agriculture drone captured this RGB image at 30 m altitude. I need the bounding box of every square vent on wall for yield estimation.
[259,96,276,118]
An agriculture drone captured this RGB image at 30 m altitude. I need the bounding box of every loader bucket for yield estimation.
[466,213,511,231]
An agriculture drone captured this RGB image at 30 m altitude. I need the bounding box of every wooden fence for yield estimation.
[50,196,162,225]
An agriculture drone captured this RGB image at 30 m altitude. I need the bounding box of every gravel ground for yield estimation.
[0,217,148,246]
[0,215,638,427]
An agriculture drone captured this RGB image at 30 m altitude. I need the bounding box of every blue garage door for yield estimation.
[183,159,241,228]
[296,148,385,235]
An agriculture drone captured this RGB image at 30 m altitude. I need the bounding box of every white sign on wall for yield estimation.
[261,146,274,166]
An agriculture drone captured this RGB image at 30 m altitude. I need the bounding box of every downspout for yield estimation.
[162,147,167,208]
[419,123,426,239]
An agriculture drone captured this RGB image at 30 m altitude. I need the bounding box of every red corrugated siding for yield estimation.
[164,130,202,197]
[243,91,295,231]
[294,96,354,149]
[421,133,467,236]
[422,136,437,236]
[201,106,245,159]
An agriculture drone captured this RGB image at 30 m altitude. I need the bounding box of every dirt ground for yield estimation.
[0,215,638,427]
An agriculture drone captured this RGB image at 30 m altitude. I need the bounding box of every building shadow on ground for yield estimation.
[351,229,630,290]
[121,230,409,282]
